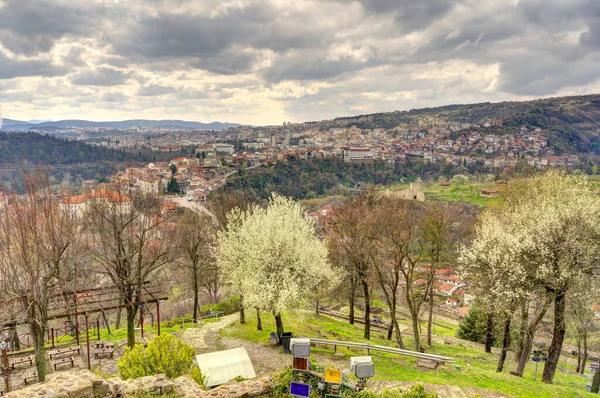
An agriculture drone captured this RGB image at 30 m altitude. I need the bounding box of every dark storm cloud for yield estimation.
[70,67,131,86]
[106,3,327,75]
[0,0,105,55]
[0,53,66,79]
[334,0,460,32]
[264,53,375,83]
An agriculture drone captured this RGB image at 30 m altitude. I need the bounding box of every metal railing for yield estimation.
[307,337,456,363]
[179,311,224,329]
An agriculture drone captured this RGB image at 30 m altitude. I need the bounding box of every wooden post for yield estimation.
[140,305,144,339]
[51,328,55,348]
[97,320,100,341]
[3,346,9,393]
[85,313,91,371]
[75,316,80,346]
[156,300,161,336]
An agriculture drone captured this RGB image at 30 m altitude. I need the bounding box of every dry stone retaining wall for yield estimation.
[5,370,269,398]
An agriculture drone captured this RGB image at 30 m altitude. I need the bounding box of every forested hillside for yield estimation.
[0,132,149,165]
[225,157,478,200]
[0,132,149,191]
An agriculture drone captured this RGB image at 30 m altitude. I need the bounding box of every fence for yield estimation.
[308,337,456,363]
[179,311,224,329]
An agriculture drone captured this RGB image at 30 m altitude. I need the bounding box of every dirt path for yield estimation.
[181,314,238,354]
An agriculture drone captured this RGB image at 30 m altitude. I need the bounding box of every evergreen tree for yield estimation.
[456,302,489,344]
[168,177,180,193]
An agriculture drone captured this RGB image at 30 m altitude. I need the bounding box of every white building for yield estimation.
[212,143,235,155]
[59,189,132,217]
[340,146,374,162]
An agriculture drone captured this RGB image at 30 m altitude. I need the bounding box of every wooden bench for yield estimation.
[10,355,34,369]
[48,346,80,360]
[94,341,115,350]
[93,348,114,359]
[52,356,74,370]
[24,371,38,384]
[416,359,441,370]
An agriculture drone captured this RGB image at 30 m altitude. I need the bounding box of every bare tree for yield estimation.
[85,190,170,348]
[208,189,252,324]
[373,197,429,352]
[327,194,378,340]
[172,210,217,322]
[0,173,81,382]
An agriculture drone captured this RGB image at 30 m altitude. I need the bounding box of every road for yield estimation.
[170,197,219,224]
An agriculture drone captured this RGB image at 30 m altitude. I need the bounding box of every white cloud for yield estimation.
[0,0,599,124]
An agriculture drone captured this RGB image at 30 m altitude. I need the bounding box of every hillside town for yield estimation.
[77,117,578,173]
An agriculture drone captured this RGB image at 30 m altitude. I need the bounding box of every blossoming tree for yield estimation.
[459,171,600,384]
[216,193,337,339]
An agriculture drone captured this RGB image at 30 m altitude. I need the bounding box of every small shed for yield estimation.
[195,347,256,387]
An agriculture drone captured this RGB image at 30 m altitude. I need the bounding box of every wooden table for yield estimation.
[52,357,74,370]
[93,348,114,359]
[94,341,115,349]
[48,346,80,360]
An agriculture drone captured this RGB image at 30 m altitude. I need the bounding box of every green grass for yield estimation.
[222,311,594,398]
[386,182,504,207]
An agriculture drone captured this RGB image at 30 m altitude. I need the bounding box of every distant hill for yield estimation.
[1,119,239,131]
[0,131,149,165]
[327,94,600,154]
[0,131,152,191]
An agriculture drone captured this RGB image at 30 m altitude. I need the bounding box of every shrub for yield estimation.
[269,367,294,398]
[201,296,241,315]
[118,334,195,380]
[189,365,207,388]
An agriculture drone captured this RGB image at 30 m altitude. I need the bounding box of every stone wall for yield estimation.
[5,370,270,398]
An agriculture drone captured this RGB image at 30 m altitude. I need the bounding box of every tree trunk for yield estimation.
[30,324,47,382]
[115,301,122,330]
[513,295,552,377]
[274,313,284,343]
[126,306,137,348]
[514,328,534,377]
[256,309,262,331]
[515,300,528,362]
[542,290,567,384]
[315,296,320,316]
[427,284,434,346]
[392,316,406,349]
[496,317,511,373]
[101,310,111,335]
[411,310,421,352]
[387,322,394,340]
[349,287,355,325]
[591,363,600,393]
[239,295,246,324]
[484,312,494,354]
[576,338,582,374]
[581,332,588,375]
[193,275,200,322]
[361,280,371,340]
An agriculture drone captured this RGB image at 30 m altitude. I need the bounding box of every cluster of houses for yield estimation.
[116,156,232,201]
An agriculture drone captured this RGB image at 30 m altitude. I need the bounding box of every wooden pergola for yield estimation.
[0,280,168,377]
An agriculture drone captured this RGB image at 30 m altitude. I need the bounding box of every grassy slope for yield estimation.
[385,182,504,207]
[222,311,593,398]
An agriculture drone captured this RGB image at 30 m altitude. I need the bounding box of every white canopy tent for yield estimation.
[195,347,256,387]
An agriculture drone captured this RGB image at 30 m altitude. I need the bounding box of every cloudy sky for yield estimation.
[0,0,599,125]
